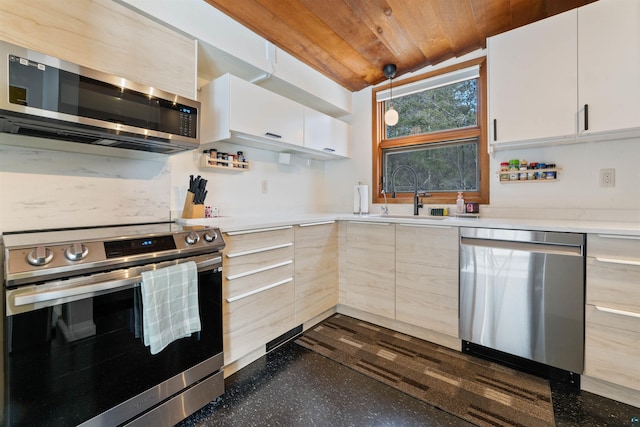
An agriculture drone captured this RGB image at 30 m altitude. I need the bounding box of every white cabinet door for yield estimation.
[488,10,577,146]
[200,74,304,148]
[578,0,640,135]
[303,107,350,158]
[229,75,304,147]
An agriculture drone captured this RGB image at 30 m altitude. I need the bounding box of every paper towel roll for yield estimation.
[353,184,368,214]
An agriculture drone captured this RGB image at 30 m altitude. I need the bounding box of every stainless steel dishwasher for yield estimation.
[459,227,585,375]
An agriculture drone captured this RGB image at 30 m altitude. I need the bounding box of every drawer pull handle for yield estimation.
[226,243,292,258]
[595,257,640,267]
[226,260,293,281]
[595,234,640,241]
[299,221,335,227]
[225,225,293,236]
[595,306,640,319]
[226,278,293,303]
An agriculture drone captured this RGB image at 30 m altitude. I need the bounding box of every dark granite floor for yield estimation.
[178,339,638,427]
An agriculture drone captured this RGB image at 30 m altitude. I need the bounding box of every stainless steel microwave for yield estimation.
[0,40,200,154]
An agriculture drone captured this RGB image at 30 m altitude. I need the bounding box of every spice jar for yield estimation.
[528,163,537,180]
[519,159,528,180]
[536,162,546,180]
[546,163,556,179]
[500,162,509,181]
[509,159,520,181]
[237,151,246,168]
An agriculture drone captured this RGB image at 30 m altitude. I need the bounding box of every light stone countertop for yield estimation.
[177,212,640,236]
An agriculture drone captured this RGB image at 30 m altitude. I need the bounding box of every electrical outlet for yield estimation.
[599,168,615,187]
[261,179,268,194]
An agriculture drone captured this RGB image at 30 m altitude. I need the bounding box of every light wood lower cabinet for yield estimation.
[294,221,338,324]
[584,234,640,402]
[343,221,395,319]
[222,226,295,365]
[395,224,459,338]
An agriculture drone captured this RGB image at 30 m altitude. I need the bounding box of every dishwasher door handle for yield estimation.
[460,237,583,256]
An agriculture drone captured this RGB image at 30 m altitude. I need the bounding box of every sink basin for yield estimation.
[376,215,450,220]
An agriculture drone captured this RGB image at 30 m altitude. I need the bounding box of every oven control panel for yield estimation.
[4,225,225,286]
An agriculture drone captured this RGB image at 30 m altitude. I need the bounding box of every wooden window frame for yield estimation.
[371,57,489,205]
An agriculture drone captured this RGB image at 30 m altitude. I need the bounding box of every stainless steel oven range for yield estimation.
[2,222,225,427]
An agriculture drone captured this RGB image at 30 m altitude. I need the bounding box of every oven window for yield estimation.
[5,269,222,426]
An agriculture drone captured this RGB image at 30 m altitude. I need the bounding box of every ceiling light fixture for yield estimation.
[383,63,398,126]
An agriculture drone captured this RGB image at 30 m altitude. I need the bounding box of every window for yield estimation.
[372,58,488,206]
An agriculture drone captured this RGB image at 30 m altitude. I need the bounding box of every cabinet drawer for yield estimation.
[223,279,295,364]
[587,257,640,312]
[224,262,294,301]
[224,226,294,251]
[587,234,640,261]
[225,245,294,276]
[585,304,640,391]
[396,224,458,269]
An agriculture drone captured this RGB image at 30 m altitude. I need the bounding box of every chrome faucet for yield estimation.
[390,165,430,216]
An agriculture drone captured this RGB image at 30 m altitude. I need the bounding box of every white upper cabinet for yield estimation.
[578,0,640,136]
[488,10,577,147]
[201,73,350,159]
[303,107,350,158]
[488,0,640,150]
[201,73,304,148]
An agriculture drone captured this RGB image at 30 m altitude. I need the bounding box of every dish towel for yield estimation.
[140,261,201,355]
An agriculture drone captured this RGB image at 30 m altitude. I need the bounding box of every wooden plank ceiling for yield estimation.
[204,0,596,92]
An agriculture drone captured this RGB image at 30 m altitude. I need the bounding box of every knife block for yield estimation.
[181,191,204,219]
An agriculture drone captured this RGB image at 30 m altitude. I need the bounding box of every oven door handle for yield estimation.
[13,256,222,307]
[14,277,141,306]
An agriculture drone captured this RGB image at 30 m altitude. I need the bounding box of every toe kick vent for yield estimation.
[266,325,303,353]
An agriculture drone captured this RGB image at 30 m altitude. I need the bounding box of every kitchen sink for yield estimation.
[373,215,450,220]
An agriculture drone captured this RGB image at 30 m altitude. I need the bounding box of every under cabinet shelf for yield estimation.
[199,155,249,171]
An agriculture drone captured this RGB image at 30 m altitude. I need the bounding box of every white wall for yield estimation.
[485,138,640,221]
[170,142,328,218]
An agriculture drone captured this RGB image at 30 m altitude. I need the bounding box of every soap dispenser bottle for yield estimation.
[456,192,464,214]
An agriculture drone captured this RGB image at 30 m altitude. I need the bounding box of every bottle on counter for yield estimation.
[456,192,464,214]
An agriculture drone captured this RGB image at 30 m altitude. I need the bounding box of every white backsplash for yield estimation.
[0,142,171,232]
[169,142,328,218]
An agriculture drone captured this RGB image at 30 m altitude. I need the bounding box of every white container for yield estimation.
[456,192,465,214]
